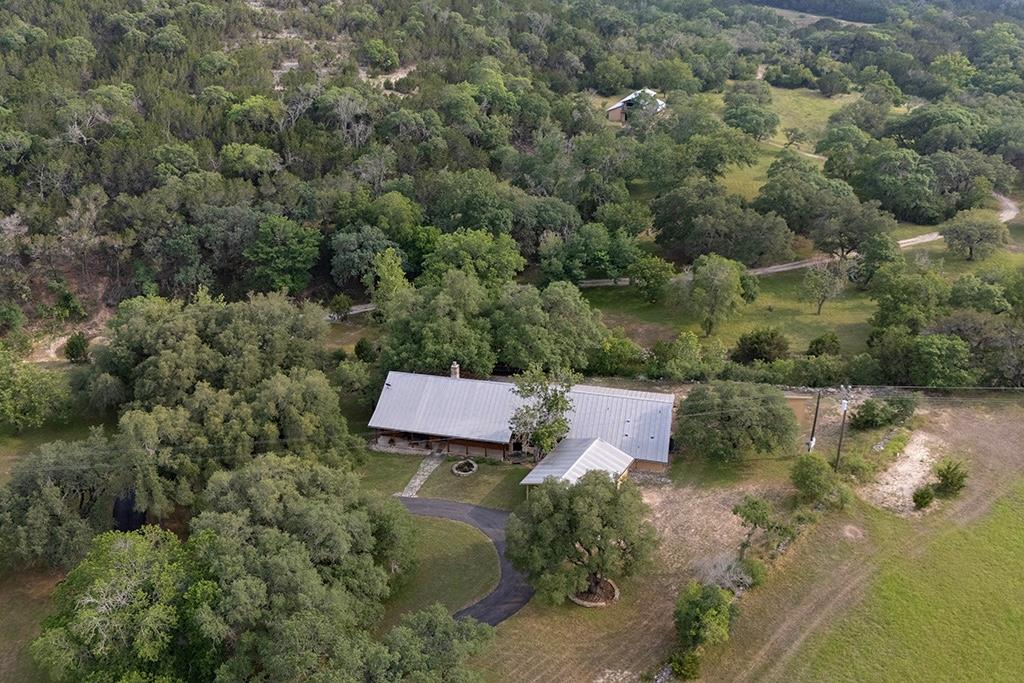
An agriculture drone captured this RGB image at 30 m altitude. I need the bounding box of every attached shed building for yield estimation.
[368,370,675,472]
[519,438,634,486]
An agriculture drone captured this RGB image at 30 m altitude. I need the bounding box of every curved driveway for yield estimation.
[398,497,534,626]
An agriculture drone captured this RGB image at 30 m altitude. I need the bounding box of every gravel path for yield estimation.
[399,455,443,497]
[397,497,534,626]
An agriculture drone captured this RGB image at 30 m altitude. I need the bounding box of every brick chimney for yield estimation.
[450,361,460,379]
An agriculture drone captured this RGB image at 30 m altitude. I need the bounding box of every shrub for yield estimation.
[807,331,841,357]
[837,454,873,482]
[846,353,883,384]
[730,327,790,364]
[628,254,675,303]
[791,453,844,507]
[740,557,767,587]
[42,279,86,322]
[328,293,352,319]
[913,485,934,510]
[674,581,736,650]
[885,394,919,422]
[850,395,917,430]
[934,459,968,496]
[792,508,820,527]
[670,649,702,680]
[849,398,891,429]
[589,331,647,377]
[354,337,378,363]
[64,331,89,364]
[360,38,399,73]
[791,453,832,501]
[0,302,25,335]
[787,354,846,387]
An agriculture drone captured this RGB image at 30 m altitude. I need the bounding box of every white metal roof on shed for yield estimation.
[520,438,634,485]
[605,88,667,112]
[368,371,674,463]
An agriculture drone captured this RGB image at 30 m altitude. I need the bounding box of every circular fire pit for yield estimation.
[451,459,478,477]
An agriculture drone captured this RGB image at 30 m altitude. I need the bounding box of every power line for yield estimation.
[5,381,1023,477]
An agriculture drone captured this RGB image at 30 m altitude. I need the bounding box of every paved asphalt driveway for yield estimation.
[398,497,534,626]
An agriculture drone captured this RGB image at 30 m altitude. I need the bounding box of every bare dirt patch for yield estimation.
[27,301,113,364]
[479,478,789,682]
[859,431,944,514]
[916,403,1024,525]
[701,401,1024,682]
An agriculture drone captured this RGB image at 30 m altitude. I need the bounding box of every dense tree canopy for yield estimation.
[506,472,657,603]
[677,381,798,463]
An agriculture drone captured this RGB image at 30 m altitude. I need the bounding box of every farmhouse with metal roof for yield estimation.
[367,368,675,478]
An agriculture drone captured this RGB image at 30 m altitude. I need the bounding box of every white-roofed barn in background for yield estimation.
[605,88,667,123]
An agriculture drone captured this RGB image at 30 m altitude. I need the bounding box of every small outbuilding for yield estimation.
[519,438,634,486]
[605,88,667,123]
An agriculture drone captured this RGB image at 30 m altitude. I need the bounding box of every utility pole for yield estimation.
[807,391,821,452]
[834,388,850,471]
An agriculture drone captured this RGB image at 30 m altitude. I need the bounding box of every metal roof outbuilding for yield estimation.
[519,438,634,485]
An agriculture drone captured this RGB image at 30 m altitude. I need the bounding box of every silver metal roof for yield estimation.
[520,438,634,485]
[605,88,667,112]
[368,371,674,462]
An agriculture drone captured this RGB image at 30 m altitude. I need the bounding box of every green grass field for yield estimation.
[417,460,529,511]
[789,482,1024,681]
[721,143,792,200]
[587,268,876,355]
[357,452,422,495]
[669,450,795,490]
[904,238,1024,278]
[379,516,499,630]
[587,202,1024,357]
[765,87,858,149]
[719,84,853,201]
[325,318,379,354]
[0,417,104,484]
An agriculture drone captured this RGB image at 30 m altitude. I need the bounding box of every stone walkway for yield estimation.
[399,454,443,497]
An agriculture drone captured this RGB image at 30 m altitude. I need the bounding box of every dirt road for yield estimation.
[995,191,1020,222]
[578,193,1020,288]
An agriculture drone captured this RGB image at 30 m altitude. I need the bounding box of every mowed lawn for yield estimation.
[721,143,798,200]
[904,237,1024,277]
[379,516,499,630]
[0,417,103,484]
[417,460,529,511]
[586,268,876,355]
[356,451,422,495]
[765,86,858,149]
[789,483,1024,682]
[720,85,853,201]
[324,318,379,355]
